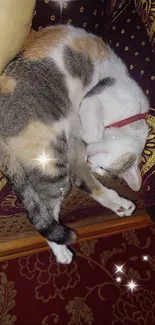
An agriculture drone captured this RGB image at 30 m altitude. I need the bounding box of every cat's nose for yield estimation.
[87,158,92,166]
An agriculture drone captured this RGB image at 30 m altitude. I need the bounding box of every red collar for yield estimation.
[105,112,148,129]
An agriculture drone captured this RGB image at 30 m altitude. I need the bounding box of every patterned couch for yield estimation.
[0,0,155,253]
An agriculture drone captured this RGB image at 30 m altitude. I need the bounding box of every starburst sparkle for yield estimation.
[126,280,139,293]
[51,0,78,20]
[114,264,125,274]
[116,276,122,283]
[34,149,56,171]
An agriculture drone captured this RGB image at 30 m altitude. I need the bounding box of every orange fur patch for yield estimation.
[6,121,60,175]
[92,187,104,197]
[0,75,16,94]
[71,35,107,61]
[22,26,69,60]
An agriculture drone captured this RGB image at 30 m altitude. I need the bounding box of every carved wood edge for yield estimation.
[0,210,152,262]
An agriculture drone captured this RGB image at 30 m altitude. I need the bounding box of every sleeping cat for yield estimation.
[79,47,149,191]
[0,25,146,264]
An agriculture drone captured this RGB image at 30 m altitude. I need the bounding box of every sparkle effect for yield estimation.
[126,280,139,293]
[34,149,57,171]
[116,276,122,283]
[51,0,78,20]
[114,264,125,274]
[142,255,149,261]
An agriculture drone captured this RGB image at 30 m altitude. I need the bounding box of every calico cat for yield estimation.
[79,47,149,191]
[0,25,138,264]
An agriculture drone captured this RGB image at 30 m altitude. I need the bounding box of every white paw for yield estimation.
[112,198,135,217]
[97,189,135,217]
[47,242,73,264]
[56,246,73,264]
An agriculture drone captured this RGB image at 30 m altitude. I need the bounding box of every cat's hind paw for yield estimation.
[48,242,73,264]
[56,246,73,264]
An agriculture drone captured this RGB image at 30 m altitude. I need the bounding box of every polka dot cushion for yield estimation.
[103,2,155,107]
[32,0,105,35]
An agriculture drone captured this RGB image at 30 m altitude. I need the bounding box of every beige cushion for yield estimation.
[0,0,36,74]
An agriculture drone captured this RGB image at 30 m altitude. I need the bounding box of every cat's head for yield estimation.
[87,125,149,191]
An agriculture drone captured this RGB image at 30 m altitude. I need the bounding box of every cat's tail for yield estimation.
[0,137,76,245]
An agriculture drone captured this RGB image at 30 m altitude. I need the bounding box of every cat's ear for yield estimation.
[121,165,142,191]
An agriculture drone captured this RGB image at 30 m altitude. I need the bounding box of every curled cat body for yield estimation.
[0,25,148,264]
[79,48,149,191]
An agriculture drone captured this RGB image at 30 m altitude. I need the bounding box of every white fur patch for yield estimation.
[92,186,135,217]
[47,241,73,264]
[79,45,149,192]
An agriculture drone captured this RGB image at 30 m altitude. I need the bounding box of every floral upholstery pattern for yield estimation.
[134,0,155,52]
[1,224,155,324]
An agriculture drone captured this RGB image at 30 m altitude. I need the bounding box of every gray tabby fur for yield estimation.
[0,25,136,263]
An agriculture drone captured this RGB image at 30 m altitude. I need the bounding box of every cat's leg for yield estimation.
[75,164,135,217]
[0,136,76,263]
[24,174,76,263]
[69,137,135,217]
[25,132,76,264]
[90,185,135,217]
[26,174,75,263]
[46,200,73,264]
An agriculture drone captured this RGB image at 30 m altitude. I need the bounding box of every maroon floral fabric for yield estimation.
[1,224,155,325]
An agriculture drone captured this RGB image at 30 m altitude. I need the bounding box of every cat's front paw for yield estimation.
[103,189,136,217]
[114,198,135,217]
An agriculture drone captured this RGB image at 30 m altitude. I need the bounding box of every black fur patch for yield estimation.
[64,46,93,86]
[78,181,92,194]
[40,219,73,244]
[85,77,115,98]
